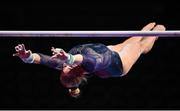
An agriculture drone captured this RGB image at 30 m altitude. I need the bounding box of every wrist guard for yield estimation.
[21,53,34,63]
[66,53,75,65]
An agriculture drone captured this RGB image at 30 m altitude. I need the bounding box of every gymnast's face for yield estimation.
[62,64,77,74]
[61,64,85,88]
[61,64,79,88]
[63,65,72,74]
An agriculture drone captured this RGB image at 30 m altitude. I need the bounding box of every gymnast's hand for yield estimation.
[13,44,32,59]
[51,47,69,61]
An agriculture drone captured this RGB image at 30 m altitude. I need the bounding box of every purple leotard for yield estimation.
[38,43,123,78]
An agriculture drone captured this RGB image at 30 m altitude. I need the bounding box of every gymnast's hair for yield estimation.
[60,65,87,98]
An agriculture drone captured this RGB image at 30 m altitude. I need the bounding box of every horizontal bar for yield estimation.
[0,31,179,37]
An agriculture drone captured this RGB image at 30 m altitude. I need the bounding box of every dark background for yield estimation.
[0,1,180,109]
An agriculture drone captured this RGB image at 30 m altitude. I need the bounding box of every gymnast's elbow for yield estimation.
[73,54,84,65]
[32,53,41,64]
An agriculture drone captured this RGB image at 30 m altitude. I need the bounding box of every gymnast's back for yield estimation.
[69,43,123,78]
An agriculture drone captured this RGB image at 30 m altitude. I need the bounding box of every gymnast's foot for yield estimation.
[152,24,166,40]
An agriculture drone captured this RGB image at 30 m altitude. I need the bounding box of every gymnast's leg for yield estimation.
[141,25,166,54]
[110,22,156,52]
[115,24,166,75]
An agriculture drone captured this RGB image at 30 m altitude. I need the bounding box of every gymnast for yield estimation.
[13,22,166,98]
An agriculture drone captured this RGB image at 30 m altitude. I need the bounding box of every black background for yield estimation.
[0,1,180,110]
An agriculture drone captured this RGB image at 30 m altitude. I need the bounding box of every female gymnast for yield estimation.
[13,22,166,98]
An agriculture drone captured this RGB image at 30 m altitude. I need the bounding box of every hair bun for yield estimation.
[69,88,80,98]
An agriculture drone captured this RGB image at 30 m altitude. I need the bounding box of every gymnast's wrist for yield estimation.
[66,53,75,65]
[21,53,35,64]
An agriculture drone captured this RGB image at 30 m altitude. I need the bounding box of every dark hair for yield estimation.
[60,65,87,91]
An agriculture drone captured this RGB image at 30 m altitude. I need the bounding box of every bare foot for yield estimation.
[141,22,156,31]
[152,25,166,40]
[140,24,166,54]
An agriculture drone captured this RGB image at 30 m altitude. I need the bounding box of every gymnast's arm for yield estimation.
[51,47,103,72]
[13,44,63,70]
[51,47,83,65]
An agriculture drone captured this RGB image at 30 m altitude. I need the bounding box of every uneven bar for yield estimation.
[0,31,179,37]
